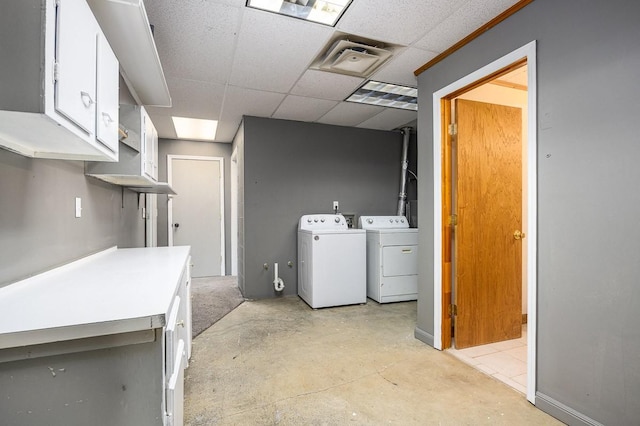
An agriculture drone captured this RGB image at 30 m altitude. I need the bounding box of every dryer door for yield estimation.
[382,245,418,277]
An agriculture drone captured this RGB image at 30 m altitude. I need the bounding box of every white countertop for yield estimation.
[0,246,190,349]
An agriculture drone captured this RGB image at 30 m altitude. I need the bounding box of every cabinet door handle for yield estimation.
[102,112,114,124]
[80,91,95,107]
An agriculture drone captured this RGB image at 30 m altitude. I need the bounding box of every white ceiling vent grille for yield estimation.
[313,38,394,78]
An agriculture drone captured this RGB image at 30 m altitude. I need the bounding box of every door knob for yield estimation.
[513,230,525,240]
[173,223,180,228]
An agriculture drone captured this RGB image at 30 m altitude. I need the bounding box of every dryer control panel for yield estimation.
[359,215,409,230]
[299,214,347,231]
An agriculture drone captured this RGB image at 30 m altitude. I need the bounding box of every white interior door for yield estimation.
[168,156,225,277]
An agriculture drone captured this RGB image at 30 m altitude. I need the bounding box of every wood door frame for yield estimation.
[431,41,537,403]
[167,155,226,276]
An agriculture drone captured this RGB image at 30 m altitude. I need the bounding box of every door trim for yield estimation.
[230,148,238,276]
[167,155,226,276]
[431,40,537,403]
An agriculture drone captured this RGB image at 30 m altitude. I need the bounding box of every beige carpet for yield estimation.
[190,275,244,338]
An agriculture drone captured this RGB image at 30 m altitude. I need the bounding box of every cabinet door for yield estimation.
[143,110,158,180]
[95,33,119,153]
[166,339,185,426]
[54,0,97,135]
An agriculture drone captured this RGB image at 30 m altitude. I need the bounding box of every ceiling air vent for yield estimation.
[315,38,393,78]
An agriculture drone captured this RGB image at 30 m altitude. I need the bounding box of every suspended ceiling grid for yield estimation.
[143,0,522,142]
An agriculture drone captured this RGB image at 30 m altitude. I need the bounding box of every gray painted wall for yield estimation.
[156,139,232,274]
[241,116,409,300]
[415,1,640,424]
[0,149,145,287]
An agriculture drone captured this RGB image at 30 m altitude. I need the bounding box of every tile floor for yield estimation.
[448,325,528,394]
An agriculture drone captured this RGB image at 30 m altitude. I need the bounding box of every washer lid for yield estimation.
[299,214,348,231]
[359,215,409,229]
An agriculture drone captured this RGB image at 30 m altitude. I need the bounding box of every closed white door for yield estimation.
[168,156,224,277]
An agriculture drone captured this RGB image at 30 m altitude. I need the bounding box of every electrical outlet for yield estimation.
[75,197,82,218]
[333,201,339,211]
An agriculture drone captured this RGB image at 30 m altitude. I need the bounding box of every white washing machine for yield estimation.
[298,214,366,309]
[359,215,418,303]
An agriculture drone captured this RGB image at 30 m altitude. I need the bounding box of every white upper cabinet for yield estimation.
[0,0,118,161]
[85,105,175,194]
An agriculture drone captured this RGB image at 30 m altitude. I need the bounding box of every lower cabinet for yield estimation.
[0,247,192,426]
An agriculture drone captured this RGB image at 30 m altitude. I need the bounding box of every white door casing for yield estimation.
[431,41,538,403]
[168,155,225,277]
[230,148,238,276]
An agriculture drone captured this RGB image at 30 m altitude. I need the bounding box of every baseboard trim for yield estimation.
[414,326,434,347]
[536,392,604,426]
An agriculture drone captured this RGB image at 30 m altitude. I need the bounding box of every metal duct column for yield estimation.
[397,127,412,216]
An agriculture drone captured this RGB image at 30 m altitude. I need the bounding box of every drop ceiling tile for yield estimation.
[317,102,386,127]
[144,0,241,84]
[357,108,418,131]
[337,0,468,46]
[158,78,227,119]
[371,47,438,87]
[290,70,364,101]
[221,85,287,121]
[229,8,333,92]
[145,78,226,139]
[216,85,287,141]
[272,95,338,122]
[414,0,520,52]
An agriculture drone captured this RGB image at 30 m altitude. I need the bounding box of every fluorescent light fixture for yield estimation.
[171,117,218,141]
[345,80,418,111]
[246,0,351,26]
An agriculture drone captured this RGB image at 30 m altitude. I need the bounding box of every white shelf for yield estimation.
[87,0,171,107]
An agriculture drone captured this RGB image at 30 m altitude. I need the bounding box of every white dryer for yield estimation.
[298,214,366,309]
[359,215,418,303]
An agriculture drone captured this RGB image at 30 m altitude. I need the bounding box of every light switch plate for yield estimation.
[75,197,82,218]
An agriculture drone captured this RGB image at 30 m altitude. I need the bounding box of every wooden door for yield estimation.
[454,99,523,349]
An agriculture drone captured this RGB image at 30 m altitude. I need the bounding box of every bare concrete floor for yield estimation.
[184,296,562,425]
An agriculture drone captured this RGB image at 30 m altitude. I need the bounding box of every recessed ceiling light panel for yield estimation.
[345,81,418,111]
[172,117,218,141]
[247,0,352,26]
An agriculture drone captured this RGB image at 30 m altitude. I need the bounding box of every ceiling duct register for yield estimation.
[313,37,395,77]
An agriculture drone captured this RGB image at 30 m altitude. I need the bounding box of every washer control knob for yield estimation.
[335,217,340,223]
[401,218,405,223]
[389,219,393,223]
[367,218,373,224]
[395,219,399,223]
[307,218,312,223]
[320,218,325,222]
[314,218,318,223]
